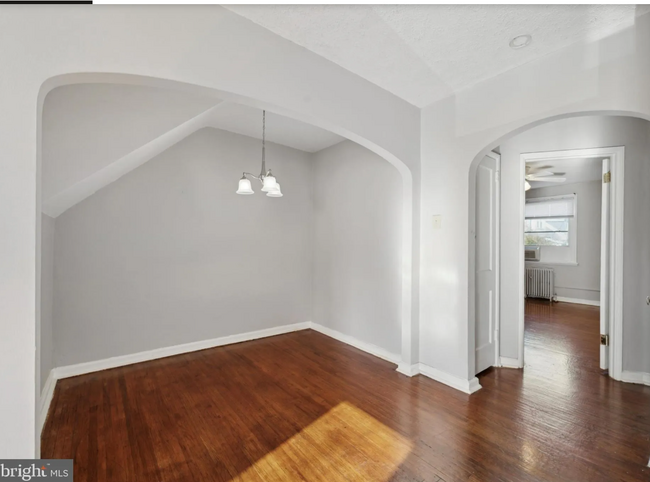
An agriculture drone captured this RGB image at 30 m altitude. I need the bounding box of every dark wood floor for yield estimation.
[43,300,650,481]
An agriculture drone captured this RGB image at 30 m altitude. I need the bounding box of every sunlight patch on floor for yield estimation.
[231,401,413,481]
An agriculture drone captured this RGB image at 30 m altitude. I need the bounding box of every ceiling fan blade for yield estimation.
[528,177,566,183]
[527,169,555,177]
[526,165,553,173]
[528,170,555,178]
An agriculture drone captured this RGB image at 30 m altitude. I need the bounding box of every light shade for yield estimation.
[236,177,254,195]
[261,175,278,192]
[524,180,531,191]
[267,183,283,197]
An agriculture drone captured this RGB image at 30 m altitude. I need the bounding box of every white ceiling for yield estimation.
[527,157,603,190]
[227,5,639,107]
[208,103,343,153]
[42,83,343,217]
[42,83,219,201]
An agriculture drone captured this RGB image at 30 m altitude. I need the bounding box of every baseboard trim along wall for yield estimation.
[38,370,57,437]
[500,357,522,369]
[40,320,483,437]
[396,362,420,377]
[555,296,600,307]
[620,371,650,386]
[418,364,482,394]
[309,322,401,365]
[55,321,313,380]
[395,363,482,394]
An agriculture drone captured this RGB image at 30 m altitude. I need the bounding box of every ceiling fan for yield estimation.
[525,165,566,191]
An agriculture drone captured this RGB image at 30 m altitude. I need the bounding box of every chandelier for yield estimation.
[236,110,283,197]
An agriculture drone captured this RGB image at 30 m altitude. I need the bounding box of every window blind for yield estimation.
[525,194,575,218]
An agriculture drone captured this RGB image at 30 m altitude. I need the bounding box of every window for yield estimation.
[524,218,569,246]
[525,195,575,249]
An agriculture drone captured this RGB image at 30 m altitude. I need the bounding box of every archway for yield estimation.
[35,73,419,448]
[468,110,650,381]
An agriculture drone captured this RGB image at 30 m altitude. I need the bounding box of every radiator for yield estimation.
[526,267,555,301]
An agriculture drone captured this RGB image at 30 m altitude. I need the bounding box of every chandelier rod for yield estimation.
[259,110,266,179]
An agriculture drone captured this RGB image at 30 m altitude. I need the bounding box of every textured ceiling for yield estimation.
[227,4,639,107]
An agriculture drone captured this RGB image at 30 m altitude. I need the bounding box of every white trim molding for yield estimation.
[55,321,311,380]
[38,370,57,438]
[310,325,481,394]
[555,296,600,307]
[518,146,625,378]
[418,364,482,394]
[396,363,420,377]
[41,320,481,435]
[310,323,401,365]
[620,371,650,386]
[500,357,522,369]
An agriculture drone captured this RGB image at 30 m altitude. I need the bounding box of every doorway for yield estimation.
[474,145,625,379]
[518,147,624,377]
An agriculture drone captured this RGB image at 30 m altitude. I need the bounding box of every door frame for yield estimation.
[473,151,501,374]
[517,146,625,380]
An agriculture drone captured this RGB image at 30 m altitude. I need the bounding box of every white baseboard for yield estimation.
[620,371,650,386]
[39,370,56,437]
[305,326,482,395]
[55,321,312,380]
[309,322,401,365]
[418,363,482,394]
[44,320,478,435]
[556,296,600,307]
[500,357,522,369]
[396,363,420,377]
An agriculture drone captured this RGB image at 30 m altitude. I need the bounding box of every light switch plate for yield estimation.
[432,215,442,230]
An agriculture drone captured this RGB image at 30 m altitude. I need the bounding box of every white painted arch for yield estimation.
[467,110,650,380]
[35,71,419,438]
[1,5,424,453]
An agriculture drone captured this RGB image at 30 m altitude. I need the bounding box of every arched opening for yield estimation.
[35,74,418,447]
[468,111,650,383]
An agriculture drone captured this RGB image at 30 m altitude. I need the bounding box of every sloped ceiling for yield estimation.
[42,83,220,201]
[227,4,639,107]
[209,103,343,153]
[41,83,343,217]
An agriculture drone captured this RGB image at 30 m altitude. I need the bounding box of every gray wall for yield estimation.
[526,180,602,303]
[53,128,313,366]
[312,141,402,356]
[40,214,55,390]
[499,115,650,373]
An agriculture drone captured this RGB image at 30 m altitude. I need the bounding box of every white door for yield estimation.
[475,152,500,375]
[599,157,610,369]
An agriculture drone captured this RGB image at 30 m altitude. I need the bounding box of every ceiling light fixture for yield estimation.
[509,34,532,50]
[236,110,283,197]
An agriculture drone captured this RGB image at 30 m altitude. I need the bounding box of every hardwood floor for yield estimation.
[43,301,650,481]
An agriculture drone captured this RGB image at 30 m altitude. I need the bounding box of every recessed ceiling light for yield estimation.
[509,34,532,50]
